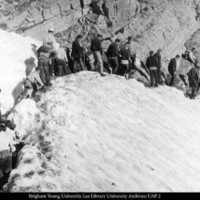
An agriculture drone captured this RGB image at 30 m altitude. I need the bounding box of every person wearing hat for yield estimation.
[43,26,58,77]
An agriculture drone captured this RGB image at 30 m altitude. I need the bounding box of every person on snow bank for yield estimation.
[187,64,200,99]
[168,55,181,86]
[91,34,106,76]
[37,43,55,86]
[22,67,46,100]
[106,38,121,74]
[0,99,17,190]
[43,26,58,77]
[146,51,159,87]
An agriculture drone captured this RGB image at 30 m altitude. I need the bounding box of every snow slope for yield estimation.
[4,71,200,192]
[0,29,40,114]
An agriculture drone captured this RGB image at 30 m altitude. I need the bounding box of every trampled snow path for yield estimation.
[4,72,200,192]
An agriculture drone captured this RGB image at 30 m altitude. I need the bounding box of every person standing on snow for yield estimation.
[168,55,181,86]
[56,43,71,76]
[187,64,200,99]
[146,51,159,87]
[91,34,106,76]
[154,49,163,84]
[43,26,58,77]
[120,42,131,79]
[106,38,121,74]
[37,44,53,86]
[71,35,86,73]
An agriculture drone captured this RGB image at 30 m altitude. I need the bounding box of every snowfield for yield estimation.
[5,72,200,192]
[1,30,200,192]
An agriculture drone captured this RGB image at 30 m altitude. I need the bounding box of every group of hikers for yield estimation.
[20,24,200,100]
[1,5,200,189]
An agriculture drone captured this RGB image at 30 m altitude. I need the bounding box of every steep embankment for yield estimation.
[0,29,40,114]
[4,72,200,192]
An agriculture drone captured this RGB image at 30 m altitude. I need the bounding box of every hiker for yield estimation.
[91,34,106,76]
[0,111,17,190]
[71,35,86,73]
[119,42,131,79]
[146,51,159,87]
[127,36,135,58]
[37,44,53,86]
[187,65,199,99]
[55,43,71,76]
[154,49,163,84]
[188,48,197,65]
[43,26,58,77]
[168,55,181,86]
[22,67,45,99]
[106,39,121,74]
[133,53,141,69]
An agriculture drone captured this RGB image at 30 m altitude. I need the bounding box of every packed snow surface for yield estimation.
[4,72,200,192]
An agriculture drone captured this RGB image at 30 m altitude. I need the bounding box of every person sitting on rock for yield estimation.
[106,38,121,74]
[22,67,45,99]
[187,64,200,99]
[146,51,159,87]
[168,55,181,87]
[71,35,86,73]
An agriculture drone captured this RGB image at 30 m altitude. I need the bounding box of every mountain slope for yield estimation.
[4,72,200,192]
[0,29,40,114]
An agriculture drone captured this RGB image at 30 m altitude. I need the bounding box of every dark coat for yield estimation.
[120,48,131,60]
[168,58,177,73]
[188,68,199,85]
[71,40,84,59]
[146,55,159,69]
[91,37,103,52]
[107,42,120,58]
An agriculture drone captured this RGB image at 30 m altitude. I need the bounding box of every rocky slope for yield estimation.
[1,0,200,89]
[0,0,200,60]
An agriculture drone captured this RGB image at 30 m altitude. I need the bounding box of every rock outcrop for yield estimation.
[1,0,200,88]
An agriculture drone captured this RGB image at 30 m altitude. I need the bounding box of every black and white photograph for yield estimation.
[0,0,200,198]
